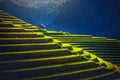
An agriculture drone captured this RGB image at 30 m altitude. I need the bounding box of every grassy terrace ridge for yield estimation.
[0,43,60,46]
[0,32,43,34]
[24,67,106,80]
[0,27,24,29]
[0,48,70,55]
[0,37,52,40]
[48,34,92,37]
[2,61,96,72]
[0,55,81,63]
